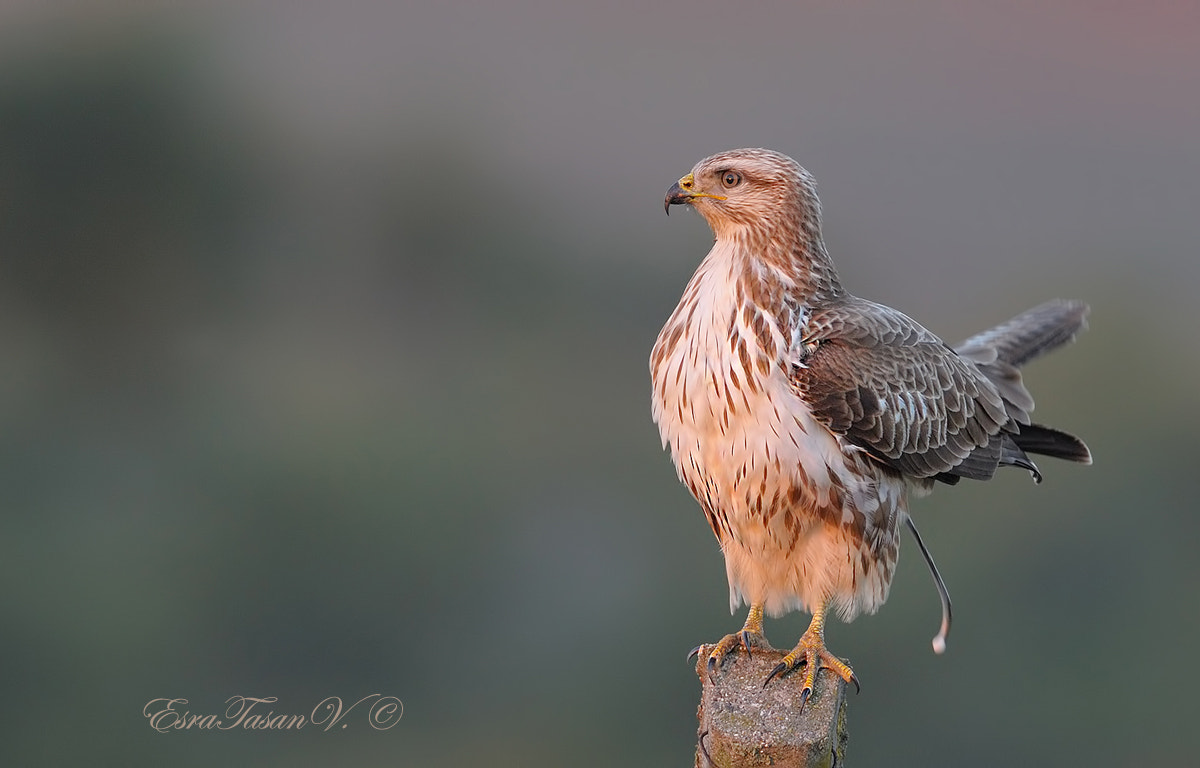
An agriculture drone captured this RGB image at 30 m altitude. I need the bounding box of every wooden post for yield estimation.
[694,644,848,768]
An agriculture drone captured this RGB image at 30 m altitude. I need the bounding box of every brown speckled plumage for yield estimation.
[651,148,1090,694]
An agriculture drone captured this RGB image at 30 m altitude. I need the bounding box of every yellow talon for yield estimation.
[764,603,859,710]
[694,604,768,681]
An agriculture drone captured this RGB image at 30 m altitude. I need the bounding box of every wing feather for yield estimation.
[792,296,1009,480]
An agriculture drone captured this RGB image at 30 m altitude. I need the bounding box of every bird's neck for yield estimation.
[721,224,843,309]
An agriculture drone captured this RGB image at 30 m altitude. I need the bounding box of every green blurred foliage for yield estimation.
[0,9,1197,767]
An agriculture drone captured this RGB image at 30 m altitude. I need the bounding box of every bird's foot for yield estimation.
[689,629,771,682]
[765,627,859,711]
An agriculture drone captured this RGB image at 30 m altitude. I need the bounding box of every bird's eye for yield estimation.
[721,171,742,189]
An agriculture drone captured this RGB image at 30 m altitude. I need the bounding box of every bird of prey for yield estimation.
[650,148,1090,707]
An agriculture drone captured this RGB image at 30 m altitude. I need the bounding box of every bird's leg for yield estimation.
[689,603,769,682]
[765,602,859,710]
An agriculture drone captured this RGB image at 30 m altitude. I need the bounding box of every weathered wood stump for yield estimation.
[694,644,848,767]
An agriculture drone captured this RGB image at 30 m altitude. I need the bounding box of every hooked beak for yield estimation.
[664,180,690,214]
[664,172,725,215]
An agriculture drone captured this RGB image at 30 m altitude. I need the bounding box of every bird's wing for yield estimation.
[790,296,1014,480]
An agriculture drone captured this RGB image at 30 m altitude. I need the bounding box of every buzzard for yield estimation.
[651,148,1090,707]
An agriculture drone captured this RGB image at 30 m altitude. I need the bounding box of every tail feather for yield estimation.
[955,299,1090,426]
[956,299,1089,367]
[1014,423,1092,465]
[938,300,1091,485]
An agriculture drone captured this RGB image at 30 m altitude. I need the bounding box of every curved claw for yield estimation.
[698,626,765,683]
[687,645,703,662]
[798,685,812,714]
[798,669,859,713]
[762,636,859,701]
[763,661,788,689]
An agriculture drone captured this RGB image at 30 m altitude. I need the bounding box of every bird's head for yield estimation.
[665,148,822,241]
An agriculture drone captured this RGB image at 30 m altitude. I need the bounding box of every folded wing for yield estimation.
[792,297,1091,484]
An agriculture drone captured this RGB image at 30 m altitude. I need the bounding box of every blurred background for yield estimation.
[1,1,1197,765]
